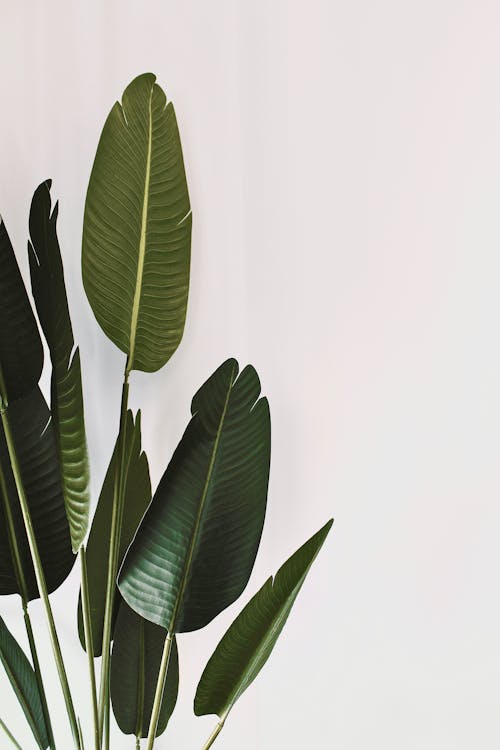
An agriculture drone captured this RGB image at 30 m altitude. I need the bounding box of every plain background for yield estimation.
[0,1,499,747]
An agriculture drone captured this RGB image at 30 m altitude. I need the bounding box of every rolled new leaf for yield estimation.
[0,219,43,402]
[29,180,90,552]
[194,520,333,721]
[78,410,151,654]
[118,358,271,634]
[82,72,192,373]
[0,387,75,600]
[111,601,179,738]
[0,614,49,749]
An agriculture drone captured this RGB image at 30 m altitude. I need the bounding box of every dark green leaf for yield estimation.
[0,615,49,749]
[28,180,90,552]
[0,387,75,600]
[0,218,43,402]
[78,410,151,654]
[194,520,333,720]
[82,72,192,373]
[118,358,271,633]
[111,601,178,738]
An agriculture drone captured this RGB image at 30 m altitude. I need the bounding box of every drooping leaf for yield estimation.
[28,180,90,552]
[78,410,151,654]
[111,601,178,738]
[118,358,271,633]
[0,614,49,749]
[0,219,43,402]
[82,72,192,373]
[194,520,333,721]
[0,387,75,600]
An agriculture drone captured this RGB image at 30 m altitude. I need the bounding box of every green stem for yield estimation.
[0,457,55,748]
[0,384,81,749]
[201,720,225,750]
[80,546,100,750]
[99,372,130,745]
[0,717,23,750]
[145,633,173,750]
[24,608,56,749]
[136,737,141,750]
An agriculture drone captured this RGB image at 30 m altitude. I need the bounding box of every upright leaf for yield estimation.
[111,601,178,738]
[82,72,192,373]
[28,180,90,552]
[0,615,49,749]
[0,387,75,599]
[78,411,151,654]
[0,219,43,402]
[0,387,75,600]
[118,358,271,633]
[194,520,333,721]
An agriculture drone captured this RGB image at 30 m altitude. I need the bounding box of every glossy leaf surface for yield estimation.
[194,520,333,720]
[119,358,271,633]
[0,219,43,402]
[82,72,192,373]
[29,180,90,552]
[0,388,75,600]
[0,615,49,749]
[111,601,178,738]
[78,411,151,654]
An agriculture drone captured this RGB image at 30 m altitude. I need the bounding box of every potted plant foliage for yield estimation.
[0,73,332,750]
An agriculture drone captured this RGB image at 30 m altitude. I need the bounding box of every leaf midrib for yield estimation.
[168,364,236,633]
[219,575,305,720]
[127,85,154,373]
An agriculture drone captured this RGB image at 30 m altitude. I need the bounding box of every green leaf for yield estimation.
[118,358,271,633]
[0,614,49,749]
[82,72,192,373]
[78,410,151,654]
[0,218,43,402]
[111,601,178,738]
[28,180,90,552]
[0,387,75,600]
[194,520,333,721]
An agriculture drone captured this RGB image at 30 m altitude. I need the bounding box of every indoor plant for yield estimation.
[0,72,332,750]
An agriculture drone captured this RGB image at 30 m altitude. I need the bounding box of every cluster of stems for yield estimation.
[0,359,223,750]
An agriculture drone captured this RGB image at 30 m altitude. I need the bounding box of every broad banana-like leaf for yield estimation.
[78,410,151,654]
[0,615,49,749]
[118,358,271,633]
[110,601,178,738]
[0,219,43,402]
[82,72,192,373]
[0,388,75,599]
[29,180,90,552]
[194,520,333,721]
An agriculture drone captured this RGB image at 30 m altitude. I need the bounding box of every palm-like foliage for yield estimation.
[0,73,332,750]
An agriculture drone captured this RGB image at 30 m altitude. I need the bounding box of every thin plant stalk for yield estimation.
[145,633,173,750]
[98,372,130,745]
[0,460,55,749]
[0,717,23,750]
[0,371,81,749]
[201,721,225,750]
[80,546,100,750]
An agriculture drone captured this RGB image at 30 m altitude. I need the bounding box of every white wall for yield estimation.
[1,1,499,748]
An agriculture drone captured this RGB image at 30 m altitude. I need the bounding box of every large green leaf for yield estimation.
[28,180,90,552]
[194,520,333,721]
[110,601,178,738]
[82,72,192,373]
[0,219,43,402]
[0,614,49,749]
[78,410,151,654]
[0,387,75,600]
[118,358,271,633]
